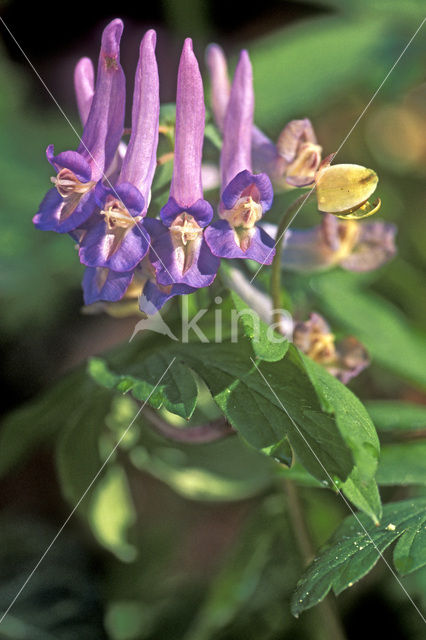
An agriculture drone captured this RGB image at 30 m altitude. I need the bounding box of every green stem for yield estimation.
[271,191,314,326]
[283,480,348,640]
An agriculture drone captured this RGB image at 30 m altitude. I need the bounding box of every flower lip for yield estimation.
[51,168,95,199]
[95,181,145,220]
[82,265,134,305]
[100,196,143,230]
[160,196,213,228]
[169,213,204,274]
[220,195,263,229]
[47,145,93,183]
[170,213,203,246]
[221,170,273,213]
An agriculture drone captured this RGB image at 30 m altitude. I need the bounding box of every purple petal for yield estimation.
[46,145,92,183]
[160,197,213,228]
[279,225,337,272]
[205,44,230,132]
[95,182,145,218]
[221,50,253,188]
[33,188,96,233]
[204,219,275,264]
[147,218,219,288]
[170,38,206,208]
[340,222,397,272]
[205,44,281,183]
[285,174,316,187]
[119,30,159,207]
[221,170,273,213]
[78,19,126,180]
[82,266,134,305]
[68,212,99,243]
[74,57,94,126]
[251,127,281,176]
[140,279,197,314]
[333,337,370,384]
[276,119,317,163]
[79,217,150,272]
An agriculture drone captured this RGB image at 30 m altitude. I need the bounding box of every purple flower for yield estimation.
[204,50,275,264]
[150,39,219,289]
[33,19,126,234]
[79,29,160,275]
[137,256,198,315]
[293,313,369,384]
[206,44,321,190]
[74,57,95,126]
[262,214,397,272]
[82,267,134,306]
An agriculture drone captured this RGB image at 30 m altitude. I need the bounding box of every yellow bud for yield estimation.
[315,164,379,215]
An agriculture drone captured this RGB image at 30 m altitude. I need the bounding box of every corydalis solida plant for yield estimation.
[33,18,396,383]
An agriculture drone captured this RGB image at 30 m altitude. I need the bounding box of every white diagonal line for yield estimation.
[0,16,174,282]
[250,16,426,284]
[0,357,176,625]
[250,356,426,624]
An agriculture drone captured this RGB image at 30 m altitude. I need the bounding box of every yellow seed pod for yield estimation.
[316,164,378,214]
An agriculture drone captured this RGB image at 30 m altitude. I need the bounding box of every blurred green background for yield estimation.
[0,0,425,638]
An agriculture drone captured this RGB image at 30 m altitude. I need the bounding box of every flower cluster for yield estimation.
[34,20,277,314]
[33,18,397,385]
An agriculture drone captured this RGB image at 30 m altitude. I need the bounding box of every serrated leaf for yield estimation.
[302,356,381,522]
[180,342,354,485]
[291,497,426,616]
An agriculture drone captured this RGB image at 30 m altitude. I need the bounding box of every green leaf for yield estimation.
[367,401,426,487]
[180,342,354,485]
[393,513,426,575]
[312,271,426,388]
[291,497,426,616]
[89,464,137,562]
[89,353,198,420]
[366,400,426,433]
[251,16,386,130]
[302,356,381,522]
[130,426,276,502]
[377,443,426,487]
[230,290,289,362]
[55,384,112,508]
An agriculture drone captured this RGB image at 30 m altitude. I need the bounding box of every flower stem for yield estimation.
[270,190,314,326]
